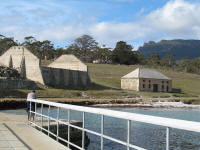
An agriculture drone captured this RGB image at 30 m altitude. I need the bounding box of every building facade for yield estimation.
[121,68,172,92]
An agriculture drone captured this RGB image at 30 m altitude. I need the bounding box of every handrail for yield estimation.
[28,99,200,133]
[27,99,200,150]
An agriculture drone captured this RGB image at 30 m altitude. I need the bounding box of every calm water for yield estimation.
[2,107,200,150]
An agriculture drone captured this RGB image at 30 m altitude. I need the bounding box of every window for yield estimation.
[149,80,151,83]
[149,84,151,88]
[167,81,169,84]
[143,80,145,82]
[162,85,164,89]
[143,84,145,88]
[162,81,164,84]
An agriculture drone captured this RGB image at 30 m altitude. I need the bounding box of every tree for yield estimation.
[22,36,55,59]
[92,47,112,63]
[70,35,98,62]
[160,54,174,67]
[22,36,41,58]
[187,58,200,74]
[40,40,55,59]
[112,41,138,65]
[146,53,160,65]
[0,35,18,55]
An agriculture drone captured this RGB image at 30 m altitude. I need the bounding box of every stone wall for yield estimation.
[121,78,172,92]
[0,46,91,87]
[0,46,44,84]
[139,78,172,92]
[121,78,139,91]
[41,67,90,87]
[0,78,38,89]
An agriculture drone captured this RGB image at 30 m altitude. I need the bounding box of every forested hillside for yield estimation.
[138,40,200,60]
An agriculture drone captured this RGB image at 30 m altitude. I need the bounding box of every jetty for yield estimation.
[0,112,69,150]
[1,99,200,150]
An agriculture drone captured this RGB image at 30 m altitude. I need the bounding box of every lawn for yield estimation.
[1,63,200,100]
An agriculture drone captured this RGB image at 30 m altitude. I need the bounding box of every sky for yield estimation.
[0,0,200,49]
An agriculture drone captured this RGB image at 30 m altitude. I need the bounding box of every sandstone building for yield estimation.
[0,46,90,88]
[121,68,172,92]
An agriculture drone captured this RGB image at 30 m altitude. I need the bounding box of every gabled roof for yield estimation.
[49,55,84,64]
[122,68,171,80]
[48,54,87,71]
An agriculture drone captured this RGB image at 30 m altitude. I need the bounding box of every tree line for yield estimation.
[0,34,200,74]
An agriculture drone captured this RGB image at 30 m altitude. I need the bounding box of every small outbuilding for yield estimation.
[121,68,172,92]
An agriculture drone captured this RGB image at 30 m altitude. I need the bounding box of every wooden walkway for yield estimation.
[0,112,70,150]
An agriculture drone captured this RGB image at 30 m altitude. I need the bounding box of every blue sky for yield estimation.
[0,0,200,49]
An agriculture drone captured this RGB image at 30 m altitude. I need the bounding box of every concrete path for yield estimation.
[0,112,70,150]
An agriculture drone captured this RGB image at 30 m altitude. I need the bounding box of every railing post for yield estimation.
[48,105,50,136]
[82,112,85,149]
[41,104,43,131]
[127,120,131,150]
[56,107,60,141]
[166,127,170,150]
[101,115,104,150]
[68,109,71,148]
[34,102,37,127]
[29,101,31,124]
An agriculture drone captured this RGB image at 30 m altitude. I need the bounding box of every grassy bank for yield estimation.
[1,63,200,104]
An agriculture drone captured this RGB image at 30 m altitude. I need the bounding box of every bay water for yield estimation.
[2,107,200,150]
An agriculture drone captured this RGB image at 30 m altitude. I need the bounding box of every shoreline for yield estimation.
[92,101,200,108]
[0,97,200,110]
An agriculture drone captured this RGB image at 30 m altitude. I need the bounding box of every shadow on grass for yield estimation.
[0,89,27,98]
[171,88,182,93]
[45,82,120,91]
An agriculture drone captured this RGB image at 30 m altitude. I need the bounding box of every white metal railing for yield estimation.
[27,99,200,150]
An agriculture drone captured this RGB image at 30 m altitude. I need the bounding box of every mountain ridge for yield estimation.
[138,39,200,60]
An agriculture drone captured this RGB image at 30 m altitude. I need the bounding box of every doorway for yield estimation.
[153,84,158,92]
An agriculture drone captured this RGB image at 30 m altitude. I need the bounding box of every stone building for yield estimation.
[0,46,90,87]
[121,68,172,92]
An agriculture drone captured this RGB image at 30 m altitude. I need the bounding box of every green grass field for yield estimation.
[1,63,200,101]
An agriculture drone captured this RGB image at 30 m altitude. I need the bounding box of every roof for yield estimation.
[49,55,83,64]
[48,54,87,71]
[122,68,171,80]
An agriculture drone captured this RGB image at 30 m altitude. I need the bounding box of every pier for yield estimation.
[0,112,69,150]
[1,99,200,150]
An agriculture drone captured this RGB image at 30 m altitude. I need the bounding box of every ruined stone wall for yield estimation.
[139,78,172,92]
[0,47,91,87]
[121,78,139,91]
[0,78,38,89]
[40,67,90,87]
[0,46,44,84]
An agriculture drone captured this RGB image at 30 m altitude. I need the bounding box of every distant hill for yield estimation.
[138,40,200,60]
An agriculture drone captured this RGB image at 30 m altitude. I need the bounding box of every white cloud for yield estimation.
[88,0,200,47]
[146,0,200,32]
[1,0,200,48]
[89,22,151,46]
